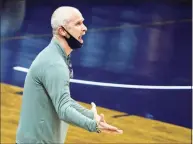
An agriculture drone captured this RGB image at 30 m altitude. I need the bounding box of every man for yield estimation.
[16,6,122,144]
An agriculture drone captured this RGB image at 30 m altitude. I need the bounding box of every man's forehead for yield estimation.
[70,13,84,23]
[75,17,84,23]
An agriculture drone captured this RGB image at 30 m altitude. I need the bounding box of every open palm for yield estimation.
[91,102,123,134]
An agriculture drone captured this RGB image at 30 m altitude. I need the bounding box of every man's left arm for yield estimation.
[70,98,94,119]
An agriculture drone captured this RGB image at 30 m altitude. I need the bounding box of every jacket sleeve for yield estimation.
[70,99,94,120]
[42,63,97,132]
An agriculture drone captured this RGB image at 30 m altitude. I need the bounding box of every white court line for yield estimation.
[13,66,192,90]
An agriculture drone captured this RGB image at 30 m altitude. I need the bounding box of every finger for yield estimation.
[101,129,123,134]
[91,102,97,113]
[91,102,96,107]
[115,129,123,134]
[100,114,106,123]
[100,122,118,130]
[99,127,118,133]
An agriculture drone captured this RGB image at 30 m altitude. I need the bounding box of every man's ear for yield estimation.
[58,27,66,37]
[59,26,71,38]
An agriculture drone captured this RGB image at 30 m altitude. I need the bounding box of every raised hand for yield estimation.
[91,102,123,134]
[91,102,106,123]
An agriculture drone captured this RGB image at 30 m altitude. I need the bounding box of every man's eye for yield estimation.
[76,22,81,25]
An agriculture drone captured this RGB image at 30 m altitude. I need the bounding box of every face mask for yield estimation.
[62,26,83,50]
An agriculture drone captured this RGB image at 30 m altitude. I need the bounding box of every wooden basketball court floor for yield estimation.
[1,83,192,143]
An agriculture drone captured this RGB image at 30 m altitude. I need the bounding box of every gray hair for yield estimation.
[51,6,79,34]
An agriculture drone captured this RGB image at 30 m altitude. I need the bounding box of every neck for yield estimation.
[53,35,73,56]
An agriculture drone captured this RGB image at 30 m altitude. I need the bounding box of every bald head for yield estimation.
[51,6,82,31]
[50,6,87,49]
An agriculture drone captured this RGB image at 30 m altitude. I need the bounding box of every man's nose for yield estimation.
[82,24,87,32]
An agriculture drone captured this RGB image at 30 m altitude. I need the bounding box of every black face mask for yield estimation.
[62,26,83,50]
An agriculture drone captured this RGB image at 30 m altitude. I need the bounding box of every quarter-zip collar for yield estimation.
[51,37,71,61]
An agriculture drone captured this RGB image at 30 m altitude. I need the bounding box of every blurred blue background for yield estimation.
[1,0,192,128]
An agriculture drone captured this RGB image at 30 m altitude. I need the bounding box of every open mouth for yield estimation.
[78,36,83,43]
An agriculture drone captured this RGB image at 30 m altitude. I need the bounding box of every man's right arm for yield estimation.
[41,63,98,132]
